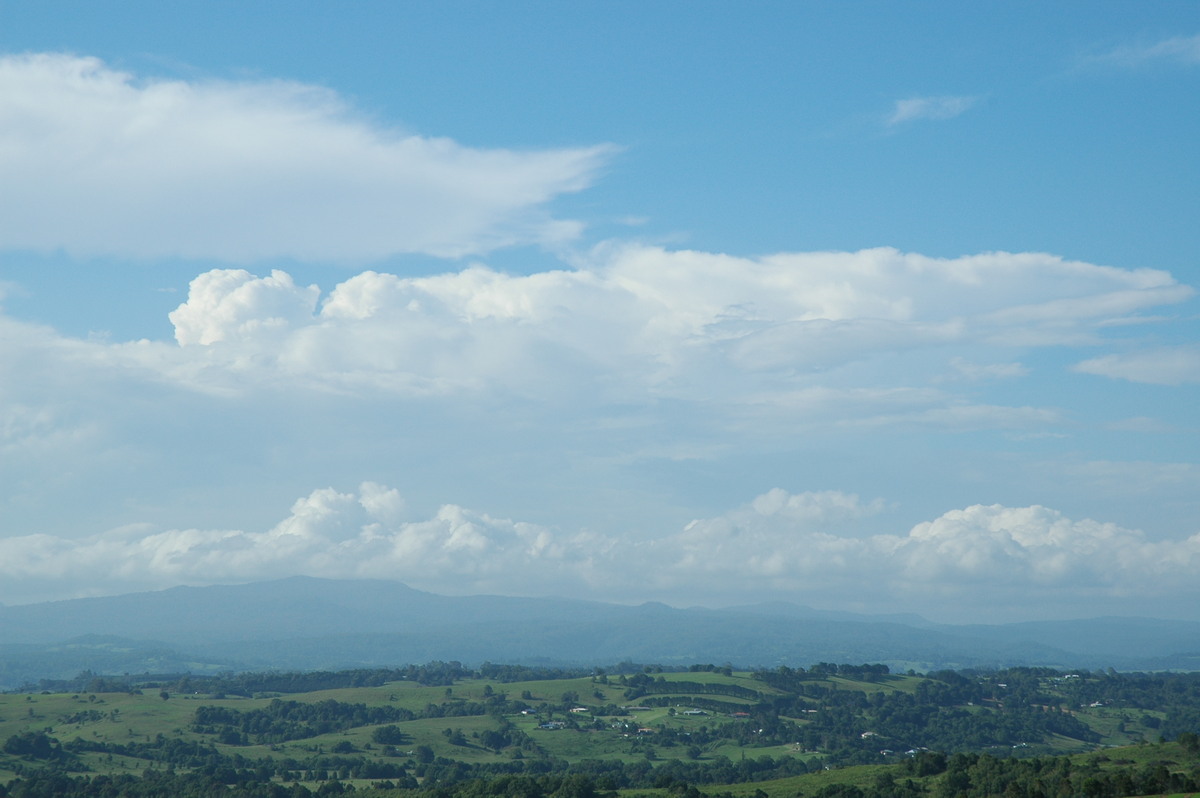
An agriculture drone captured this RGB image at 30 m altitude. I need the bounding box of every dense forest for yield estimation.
[1,662,1199,798]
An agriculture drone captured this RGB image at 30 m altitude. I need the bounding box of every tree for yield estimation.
[372,725,409,745]
[3,732,63,760]
[480,729,509,752]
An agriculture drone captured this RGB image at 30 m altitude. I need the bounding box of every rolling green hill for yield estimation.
[2,661,1199,797]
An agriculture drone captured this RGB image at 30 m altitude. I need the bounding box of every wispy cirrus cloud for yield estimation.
[0,53,613,262]
[887,94,978,126]
[946,357,1030,381]
[1073,346,1200,385]
[1083,33,1200,68]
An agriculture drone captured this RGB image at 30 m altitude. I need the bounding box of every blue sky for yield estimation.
[1,1,1198,622]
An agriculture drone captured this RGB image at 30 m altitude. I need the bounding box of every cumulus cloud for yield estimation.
[169,269,320,345]
[0,53,611,261]
[3,484,1198,620]
[887,95,977,125]
[1072,346,1200,385]
[0,482,593,602]
[647,495,1200,614]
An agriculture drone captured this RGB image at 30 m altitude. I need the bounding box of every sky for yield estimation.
[1,1,1198,623]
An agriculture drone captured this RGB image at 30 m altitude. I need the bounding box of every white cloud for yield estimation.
[946,357,1029,381]
[1085,33,1200,68]
[3,484,1199,621]
[156,246,1188,407]
[887,95,977,125]
[0,245,1192,568]
[168,269,320,345]
[0,53,612,261]
[1103,416,1174,433]
[1072,346,1200,385]
[0,244,1185,494]
[863,403,1060,431]
[117,251,1200,370]
[1064,460,1200,495]
[0,482,596,603]
[648,495,1200,615]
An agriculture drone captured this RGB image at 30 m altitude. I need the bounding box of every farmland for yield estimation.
[1,663,1199,797]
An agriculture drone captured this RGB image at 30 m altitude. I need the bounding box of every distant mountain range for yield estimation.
[1,577,1198,688]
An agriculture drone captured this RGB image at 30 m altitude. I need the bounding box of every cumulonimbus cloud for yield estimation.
[0,53,612,261]
[1,484,1197,618]
[0,243,1190,524]
[158,246,1191,413]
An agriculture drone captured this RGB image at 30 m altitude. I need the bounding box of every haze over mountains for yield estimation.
[1,577,1197,689]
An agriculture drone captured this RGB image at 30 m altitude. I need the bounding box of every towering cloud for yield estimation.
[156,247,1191,416]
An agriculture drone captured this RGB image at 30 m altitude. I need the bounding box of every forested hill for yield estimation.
[3,578,1200,687]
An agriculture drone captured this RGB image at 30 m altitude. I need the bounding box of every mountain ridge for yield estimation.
[1,577,1198,688]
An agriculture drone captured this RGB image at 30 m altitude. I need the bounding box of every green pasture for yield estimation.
[1075,706,1164,746]
[0,690,204,744]
[818,675,921,694]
